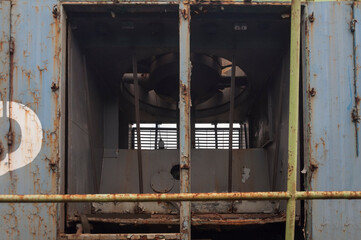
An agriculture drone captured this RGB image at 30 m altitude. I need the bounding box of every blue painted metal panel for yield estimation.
[0,0,11,168]
[304,2,361,239]
[2,1,361,239]
[0,0,62,239]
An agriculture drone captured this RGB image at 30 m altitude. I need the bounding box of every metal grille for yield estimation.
[131,124,177,150]
[130,123,248,150]
[194,123,248,149]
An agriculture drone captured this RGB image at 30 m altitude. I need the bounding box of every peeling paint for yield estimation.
[0,101,43,176]
[241,166,250,183]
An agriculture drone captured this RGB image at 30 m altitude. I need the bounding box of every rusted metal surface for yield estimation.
[59,0,295,5]
[303,2,361,240]
[0,191,291,202]
[67,213,286,226]
[296,191,361,199]
[61,233,180,240]
[0,1,12,238]
[61,0,179,4]
[6,190,361,203]
[0,0,62,239]
[3,1,361,240]
[352,3,360,157]
[93,200,278,215]
[179,0,191,239]
[0,0,11,177]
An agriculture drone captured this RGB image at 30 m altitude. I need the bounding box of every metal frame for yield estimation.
[179,1,191,239]
[2,1,361,240]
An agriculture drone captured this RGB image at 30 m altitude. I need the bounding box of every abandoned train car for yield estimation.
[0,0,361,239]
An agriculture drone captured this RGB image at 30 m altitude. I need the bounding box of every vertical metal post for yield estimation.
[244,123,249,149]
[133,55,144,194]
[215,123,218,149]
[238,127,241,149]
[179,1,191,240]
[285,0,301,238]
[228,55,236,193]
[155,123,159,149]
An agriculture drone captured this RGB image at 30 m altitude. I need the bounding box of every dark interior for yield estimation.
[64,4,298,238]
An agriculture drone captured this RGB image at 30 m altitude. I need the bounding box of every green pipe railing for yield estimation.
[285,0,301,238]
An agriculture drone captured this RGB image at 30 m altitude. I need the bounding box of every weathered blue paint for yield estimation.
[0,0,62,239]
[0,1,13,238]
[0,0,11,168]
[303,2,361,239]
[2,0,361,239]
[179,1,191,239]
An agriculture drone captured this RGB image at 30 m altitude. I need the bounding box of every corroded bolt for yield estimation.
[49,162,57,172]
[52,5,59,18]
[352,108,361,123]
[309,88,316,97]
[308,12,315,22]
[51,82,59,91]
[9,38,15,54]
[181,9,188,19]
[351,19,357,33]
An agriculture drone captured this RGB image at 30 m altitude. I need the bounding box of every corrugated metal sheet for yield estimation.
[0,0,62,239]
[303,2,361,239]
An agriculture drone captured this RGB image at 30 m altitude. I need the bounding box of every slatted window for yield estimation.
[130,123,248,150]
[131,123,177,150]
[194,123,248,149]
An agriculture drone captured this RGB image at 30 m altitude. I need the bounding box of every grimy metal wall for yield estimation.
[302,1,361,239]
[0,0,63,239]
[0,0,361,240]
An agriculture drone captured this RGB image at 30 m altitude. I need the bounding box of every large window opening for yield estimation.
[64,3,294,237]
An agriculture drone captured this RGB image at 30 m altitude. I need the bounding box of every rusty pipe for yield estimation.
[296,191,361,199]
[2,191,361,203]
[284,0,301,237]
[0,192,290,203]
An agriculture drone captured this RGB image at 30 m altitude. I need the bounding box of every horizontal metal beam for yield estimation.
[61,1,179,4]
[0,191,361,203]
[67,213,286,226]
[295,191,361,199]
[60,0,294,6]
[60,0,354,6]
[61,233,180,240]
[60,0,291,4]
[0,192,290,203]
[1,191,361,203]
